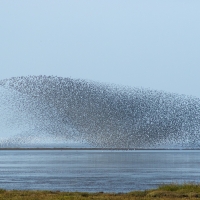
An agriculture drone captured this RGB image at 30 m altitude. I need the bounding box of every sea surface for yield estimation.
[0,150,200,192]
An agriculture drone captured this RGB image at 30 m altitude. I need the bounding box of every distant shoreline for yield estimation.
[0,147,200,150]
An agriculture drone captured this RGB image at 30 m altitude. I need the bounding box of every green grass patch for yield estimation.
[1,184,200,199]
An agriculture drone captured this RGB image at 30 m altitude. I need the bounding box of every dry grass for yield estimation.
[1,183,200,200]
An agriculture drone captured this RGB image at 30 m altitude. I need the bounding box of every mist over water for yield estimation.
[0,75,200,148]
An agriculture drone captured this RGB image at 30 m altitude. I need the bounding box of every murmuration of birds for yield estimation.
[0,75,200,149]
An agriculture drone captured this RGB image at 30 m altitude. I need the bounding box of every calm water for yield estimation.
[0,150,200,192]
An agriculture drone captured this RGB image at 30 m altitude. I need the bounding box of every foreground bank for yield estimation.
[1,184,200,200]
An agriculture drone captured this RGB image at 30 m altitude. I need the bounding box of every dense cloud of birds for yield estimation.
[0,75,200,148]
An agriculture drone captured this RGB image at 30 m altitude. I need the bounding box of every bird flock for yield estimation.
[0,75,200,149]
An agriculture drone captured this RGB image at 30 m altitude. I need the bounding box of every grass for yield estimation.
[1,183,200,199]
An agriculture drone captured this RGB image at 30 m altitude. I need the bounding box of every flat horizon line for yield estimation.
[0,147,200,150]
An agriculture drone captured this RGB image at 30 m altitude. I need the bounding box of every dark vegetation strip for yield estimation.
[1,184,200,200]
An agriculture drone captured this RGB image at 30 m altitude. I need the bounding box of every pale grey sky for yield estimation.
[0,1,200,97]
